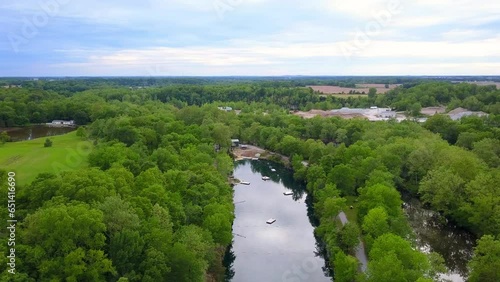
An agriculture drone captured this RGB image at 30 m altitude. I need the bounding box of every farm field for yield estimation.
[461,81,500,88]
[320,93,380,98]
[0,131,93,186]
[308,83,401,95]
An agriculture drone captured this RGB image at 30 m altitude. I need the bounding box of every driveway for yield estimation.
[338,211,368,272]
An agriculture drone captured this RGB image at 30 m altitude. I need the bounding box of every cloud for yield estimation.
[40,35,500,76]
[1,0,500,76]
[441,29,496,42]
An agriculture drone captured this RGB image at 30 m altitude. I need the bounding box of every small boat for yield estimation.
[283,192,293,196]
[271,168,276,172]
[266,218,276,224]
[262,176,270,180]
[251,157,259,160]
[240,181,250,185]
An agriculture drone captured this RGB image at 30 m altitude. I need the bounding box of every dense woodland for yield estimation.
[0,78,499,281]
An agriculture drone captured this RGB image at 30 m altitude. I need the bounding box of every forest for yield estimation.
[0,78,499,281]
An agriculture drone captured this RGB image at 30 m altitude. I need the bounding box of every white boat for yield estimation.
[266,218,276,224]
[283,192,293,196]
[262,176,270,180]
[271,168,276,172]
[240,181,250,185]
[251,157,259,160]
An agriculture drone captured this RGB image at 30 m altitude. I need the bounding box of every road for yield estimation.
[338,211,368,272]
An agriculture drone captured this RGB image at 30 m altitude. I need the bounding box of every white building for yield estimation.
[218,106,233,112]
[48,120,75,126]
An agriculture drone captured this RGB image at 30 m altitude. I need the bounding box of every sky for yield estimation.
[1,0,499,76]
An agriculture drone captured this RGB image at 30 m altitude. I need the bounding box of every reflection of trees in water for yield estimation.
[313,234,333,278]
[4,125,75,141]
[402,195,475,278]
[305,194,320,227]
[248,160,305,189]
[223,243,236,282]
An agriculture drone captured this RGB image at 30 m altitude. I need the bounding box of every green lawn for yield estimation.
[344,195,360,224]
[0,131,93,186]
[335,196,361,229]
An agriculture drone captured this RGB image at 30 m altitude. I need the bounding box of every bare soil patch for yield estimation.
[293,110,365,119]
[464,81,500,88]
[232,145,290,165]
[421,106,446,116]
[308,84,400,95]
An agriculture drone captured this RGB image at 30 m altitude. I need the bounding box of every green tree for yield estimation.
[109,230,145,278]
[473,138,500,167]
[98,196,140,237]
[358,184,402,219]
[423,115,458,144]
[368,88,377,99]
[365,233,430,282]
[166,243,206,282]
[338,222,361,254]
[76,127,87,139]
[328,164,357,196]
[362,207,390,248]
[333,251,358,282]
[419,167,466,220]
[468,235,500,282]
[410,102,422,117]
[463,172,500,235]
[22,204,115,280]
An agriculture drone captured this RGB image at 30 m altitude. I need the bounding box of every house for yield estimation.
[47,120,75,126]
[218,106,233,112]
[231,139,240,147]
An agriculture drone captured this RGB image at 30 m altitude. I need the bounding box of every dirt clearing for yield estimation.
[308,84,401,95]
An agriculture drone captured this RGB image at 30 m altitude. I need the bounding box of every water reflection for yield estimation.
[226,160,331,282]
[402,193,475,282]
[0,125,76,142]
[223,244,236,281]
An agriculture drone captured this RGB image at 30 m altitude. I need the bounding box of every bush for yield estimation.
[0,131,10,144]
[76,127,87,138]
[44,138,53,148]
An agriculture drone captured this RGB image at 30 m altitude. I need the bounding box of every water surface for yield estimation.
[402,194,476,282]
[225,160,331,282]
[0,125,76,142]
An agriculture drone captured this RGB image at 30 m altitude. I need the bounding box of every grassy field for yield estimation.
[0,131,93,186]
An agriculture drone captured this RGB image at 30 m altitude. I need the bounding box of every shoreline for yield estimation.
[231,144,290,167]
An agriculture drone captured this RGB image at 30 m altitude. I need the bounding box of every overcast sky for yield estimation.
[1,0,499,76]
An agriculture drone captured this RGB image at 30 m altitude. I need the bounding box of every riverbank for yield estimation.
[231,144,290,166]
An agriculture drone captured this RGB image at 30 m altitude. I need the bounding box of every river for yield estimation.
[0,125,76,142]
[224,159,475,282]
[402,193,476,282]
[224,159,331,282]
